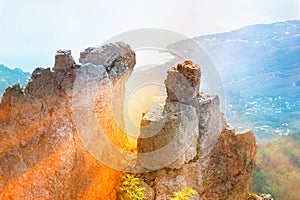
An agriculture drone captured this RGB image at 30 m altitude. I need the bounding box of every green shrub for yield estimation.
[171,188,198,200]
[119,174,146,200]
[249,192,257,198]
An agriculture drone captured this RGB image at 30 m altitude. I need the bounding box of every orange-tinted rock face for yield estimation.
[184,128,257,200]
[0,42,136,199]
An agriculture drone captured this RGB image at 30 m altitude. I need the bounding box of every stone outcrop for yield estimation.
[138,100,199,170]
[0,43,257,200]
[137,61,257,200]
[79,42,136,81]
[138,61,201,171]
[165,60,200,104]
[53,50,78,72]
[0,42,135,199]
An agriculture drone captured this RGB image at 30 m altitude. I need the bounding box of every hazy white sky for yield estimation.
[0,0,300,72]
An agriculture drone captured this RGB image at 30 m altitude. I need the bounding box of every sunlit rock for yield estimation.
[138,60,257,200]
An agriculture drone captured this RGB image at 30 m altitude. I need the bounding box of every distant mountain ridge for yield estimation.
[193,20,300,142]
[195,20,300,89]
[0,64,30,97]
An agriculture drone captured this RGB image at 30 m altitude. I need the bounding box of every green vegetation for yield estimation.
[248,192,256,197]
[248,192,257,198]
[171,188,198,200]
[251,132,300,200]
[118,175,198,200]
[119,174,146,200]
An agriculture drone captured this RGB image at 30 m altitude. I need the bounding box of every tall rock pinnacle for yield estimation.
[165,60,201,104]
[137,60,257,200]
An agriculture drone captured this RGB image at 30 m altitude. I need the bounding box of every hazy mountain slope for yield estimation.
[193,20,300,142]
[251,132,300,200]
[195,20,300,94]
[0,64,30,97]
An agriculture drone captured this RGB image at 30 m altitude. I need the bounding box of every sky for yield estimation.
[0,0,300,72]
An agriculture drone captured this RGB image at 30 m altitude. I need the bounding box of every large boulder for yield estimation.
[79,41,136,81]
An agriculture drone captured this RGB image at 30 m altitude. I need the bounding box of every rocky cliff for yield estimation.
[137,61,257,200]
[0,42,135,199]
[0,42,257,199]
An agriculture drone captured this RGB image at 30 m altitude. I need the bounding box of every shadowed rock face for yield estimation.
[137,60,257,200]
[0,42,135,199]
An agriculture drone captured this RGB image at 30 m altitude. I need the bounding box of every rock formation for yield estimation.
[0,42,257,199]
[0,42,135,199]
[137,61,257,200]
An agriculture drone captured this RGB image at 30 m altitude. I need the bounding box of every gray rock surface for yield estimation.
[79,41,136,81]
[138,101,199,170]
[138,60,257,200]
[165,60,200,104]
[197,92,226,158]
